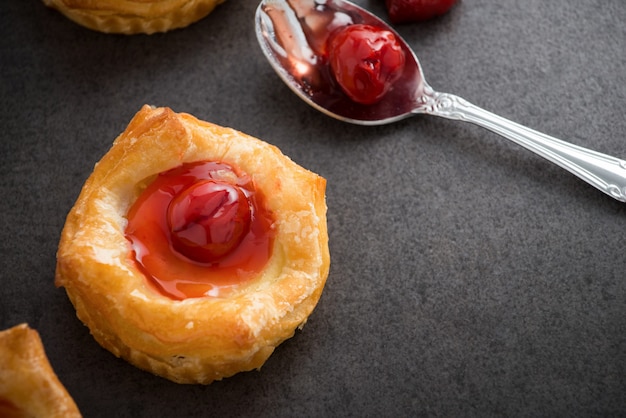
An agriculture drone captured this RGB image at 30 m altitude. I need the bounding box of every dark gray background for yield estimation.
[1,0,625,416]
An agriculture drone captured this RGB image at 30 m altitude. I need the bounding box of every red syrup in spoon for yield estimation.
[125,161,275,300]
[259,0,425,123]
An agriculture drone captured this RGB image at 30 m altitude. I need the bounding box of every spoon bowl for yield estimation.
[255,0,626,202]
[256,0,425,125]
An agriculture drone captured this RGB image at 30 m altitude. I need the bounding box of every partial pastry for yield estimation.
[0,323,81,418]
[56,105,330,384]
[42,0,226,34]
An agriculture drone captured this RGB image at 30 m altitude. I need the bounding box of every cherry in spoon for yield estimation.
[255,0,626,202]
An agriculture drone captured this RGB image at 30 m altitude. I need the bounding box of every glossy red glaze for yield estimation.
[125,161,275,300]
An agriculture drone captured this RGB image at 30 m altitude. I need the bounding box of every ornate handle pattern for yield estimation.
[414,87,626,202]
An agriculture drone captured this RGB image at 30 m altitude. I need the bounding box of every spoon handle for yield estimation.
[414,88,626,202]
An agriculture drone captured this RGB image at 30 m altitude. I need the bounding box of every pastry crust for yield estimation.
[42,0,226,34]
[56,105,330,384]
[0,324,81,417]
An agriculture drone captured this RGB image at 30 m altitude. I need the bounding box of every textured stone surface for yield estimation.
[1,0,625,416]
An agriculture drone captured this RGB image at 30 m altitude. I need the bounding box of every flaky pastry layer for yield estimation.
[56,105,330,384]
[43,0,225,34]
[0,324,81,417]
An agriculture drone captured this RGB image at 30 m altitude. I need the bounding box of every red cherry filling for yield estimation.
[167,180,251,262]
[125,161,275,300]
[385,0,458,23]
[327,24,406,105]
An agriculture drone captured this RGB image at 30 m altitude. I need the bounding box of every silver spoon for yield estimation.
[255,0,626,202]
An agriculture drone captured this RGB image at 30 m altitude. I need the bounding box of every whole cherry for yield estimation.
[167,180,251,262]
[327,24,406,105]
[385,0,458,23]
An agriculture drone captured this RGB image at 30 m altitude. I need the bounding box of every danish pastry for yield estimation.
[56,105,330,384]
[0,324,81,417]
[42,0,225,34]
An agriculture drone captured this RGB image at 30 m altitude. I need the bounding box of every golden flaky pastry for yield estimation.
[0,324,81,418]
[56,105,330,384]
[42,0,225,34]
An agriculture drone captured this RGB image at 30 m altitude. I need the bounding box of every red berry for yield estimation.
[167,180,251,262]
[385,0,458,23]
[327,24,406,105]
